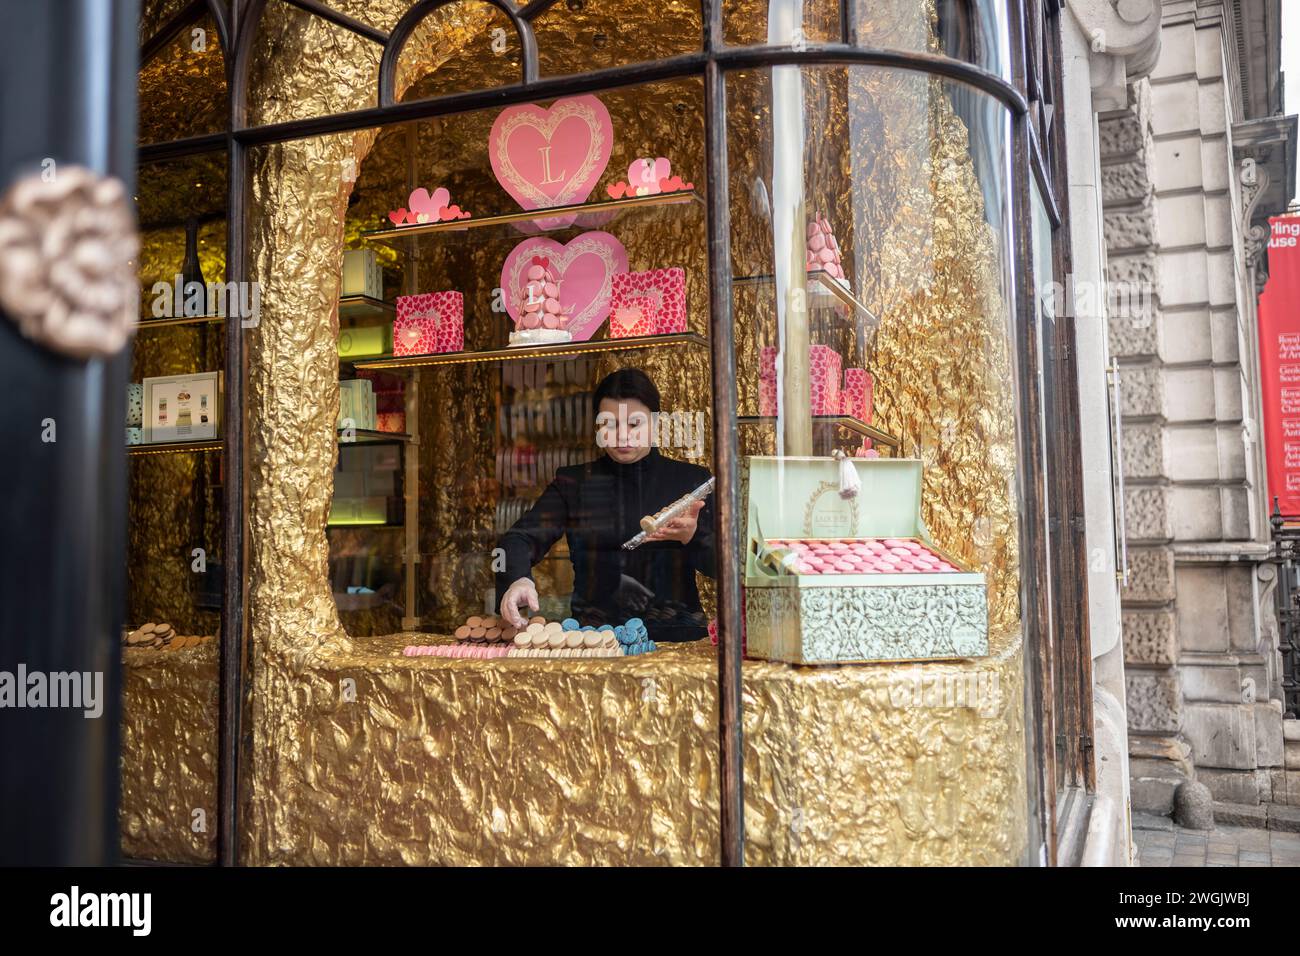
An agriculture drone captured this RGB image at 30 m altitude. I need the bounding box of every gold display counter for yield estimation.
[119,643,219,863]
[122,627,1026,866]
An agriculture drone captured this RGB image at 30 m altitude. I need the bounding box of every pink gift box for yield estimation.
[608,306,655,339]
[809,345,841,416]
[394,291,464,356]
[376,411,407,434]
[609,268,686,337]
[376,391,405,415]
[839,368,873,421]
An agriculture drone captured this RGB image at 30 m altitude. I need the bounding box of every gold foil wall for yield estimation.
[119,644,219,863]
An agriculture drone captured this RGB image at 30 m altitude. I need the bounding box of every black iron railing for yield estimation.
[1270,499,1300,717]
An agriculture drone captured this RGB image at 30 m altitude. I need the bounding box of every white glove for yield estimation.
[499,577,540,629]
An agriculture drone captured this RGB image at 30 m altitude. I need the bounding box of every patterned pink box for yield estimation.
[394,291,464,356]
[609,268,686,337]
[840,368,873,421]
[809,345,841,416]
[608,306,655,338]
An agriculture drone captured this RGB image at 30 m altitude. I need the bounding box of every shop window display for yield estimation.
[119,0,1061,865]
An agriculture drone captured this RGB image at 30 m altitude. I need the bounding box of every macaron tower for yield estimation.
[806,214,846,287]
[509,255,573,347]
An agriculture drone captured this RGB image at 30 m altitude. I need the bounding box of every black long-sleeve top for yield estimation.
[495,447,715,642]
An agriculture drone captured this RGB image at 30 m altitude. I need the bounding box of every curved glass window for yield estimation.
[725,0,1012,83]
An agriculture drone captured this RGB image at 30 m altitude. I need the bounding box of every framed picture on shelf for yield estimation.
[142,372,221,444]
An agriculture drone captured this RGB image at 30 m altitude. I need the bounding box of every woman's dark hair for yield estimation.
[593,367,661,414]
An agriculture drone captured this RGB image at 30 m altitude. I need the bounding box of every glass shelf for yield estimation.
[736,415,900,449]
[349,331,708,371]
[127,438,224,456]
[361,190,702,243]
[339,295,394,321]
[733,269,879,325]
[337,428,411,444]
[135,312,224,331]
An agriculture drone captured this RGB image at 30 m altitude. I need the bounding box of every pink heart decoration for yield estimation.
[628,157,671,194]
[388,209,408,225]
[408,187,450,220]
[489,95,613,213]
[501,231,628,342]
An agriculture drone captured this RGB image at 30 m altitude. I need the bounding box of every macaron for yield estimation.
[562,618,580,631]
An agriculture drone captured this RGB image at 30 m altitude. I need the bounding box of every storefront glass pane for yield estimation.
[138,13,228,145]
[121,151,227,863]
[728,63,1025,862]
[533,0,702,75]
[240,75,718,862]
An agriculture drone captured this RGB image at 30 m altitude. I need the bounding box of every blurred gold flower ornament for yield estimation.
[0,166,138,359]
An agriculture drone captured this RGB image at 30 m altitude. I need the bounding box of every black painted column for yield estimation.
[0,0,138,865]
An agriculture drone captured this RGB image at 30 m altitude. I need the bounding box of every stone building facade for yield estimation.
[1099,0,1296,818]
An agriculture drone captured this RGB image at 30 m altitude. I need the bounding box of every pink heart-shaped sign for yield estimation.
[490,95,612,213]
[409,186,450,219]
[501,231,628,342]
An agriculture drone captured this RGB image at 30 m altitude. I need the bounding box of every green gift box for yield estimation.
[338,324,391,359]
[742,455,988,664]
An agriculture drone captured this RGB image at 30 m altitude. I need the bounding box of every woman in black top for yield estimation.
[496,368,714,642]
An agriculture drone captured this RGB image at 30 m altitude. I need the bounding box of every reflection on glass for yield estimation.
[730,64,1020,653]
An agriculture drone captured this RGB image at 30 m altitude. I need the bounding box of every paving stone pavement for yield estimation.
[1134,820,1300,867]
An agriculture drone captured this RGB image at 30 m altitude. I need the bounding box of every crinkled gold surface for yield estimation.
[120,0,1029,866]
[246,631,1023,865]
[119,643,219,863]
[138,12,227,145]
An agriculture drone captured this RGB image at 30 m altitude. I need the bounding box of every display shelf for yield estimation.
[350,331,708,370]
[339,294,394,321]
[336,427,412,444]
[733,269,879,324]
[334,591,387,611]
[361,189,701,242]
[736,414,900,449]
[127,438,224,457]
[135,312,224,330]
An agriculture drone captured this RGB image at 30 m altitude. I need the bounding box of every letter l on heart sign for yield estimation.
[489,95,613,211]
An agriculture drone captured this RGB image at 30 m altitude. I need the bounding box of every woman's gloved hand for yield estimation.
[645,499,704,545]
[499,576,540,628]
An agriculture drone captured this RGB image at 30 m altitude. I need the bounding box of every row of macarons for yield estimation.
[766,537,960,574]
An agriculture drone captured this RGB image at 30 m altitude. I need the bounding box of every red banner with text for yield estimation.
[1258,214,1300,516]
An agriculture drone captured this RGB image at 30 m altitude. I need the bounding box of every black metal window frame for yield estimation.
[136,0,1058,867]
